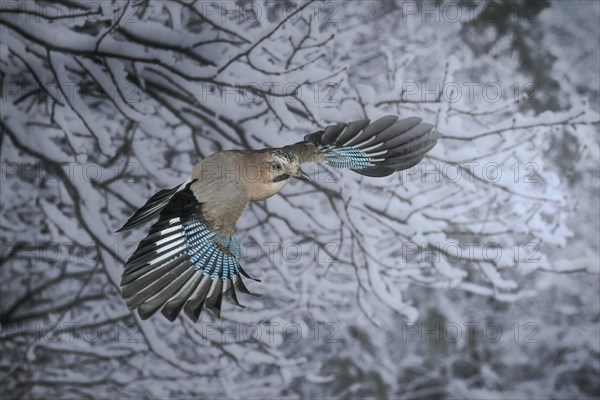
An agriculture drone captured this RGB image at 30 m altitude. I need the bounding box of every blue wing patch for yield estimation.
[324,146,375,169]
[305,115,439,177]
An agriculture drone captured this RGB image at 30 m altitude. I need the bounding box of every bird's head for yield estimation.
[267,150,310,185]
[245,150,311,201]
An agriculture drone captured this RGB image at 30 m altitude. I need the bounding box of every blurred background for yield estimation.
[1,1,599,399]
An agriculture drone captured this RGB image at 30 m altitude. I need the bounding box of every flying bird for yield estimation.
[117,115,440,322]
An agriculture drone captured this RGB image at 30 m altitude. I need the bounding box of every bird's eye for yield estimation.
[272,162,282,171]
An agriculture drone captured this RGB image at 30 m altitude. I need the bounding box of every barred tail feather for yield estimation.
[304,115,441,177]
[120,183,259,322]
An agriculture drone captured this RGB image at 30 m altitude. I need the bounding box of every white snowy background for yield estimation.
[1,1,599,399]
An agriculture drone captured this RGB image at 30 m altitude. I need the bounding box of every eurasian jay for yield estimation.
[117,115,440,322]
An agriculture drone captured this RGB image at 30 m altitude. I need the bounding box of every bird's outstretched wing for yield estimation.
[119,180,259,322]
[285,115,440,177]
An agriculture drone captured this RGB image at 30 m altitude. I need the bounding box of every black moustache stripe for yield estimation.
[272,173,291,183]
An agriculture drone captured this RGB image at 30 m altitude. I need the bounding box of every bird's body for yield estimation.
[117,115,440,322]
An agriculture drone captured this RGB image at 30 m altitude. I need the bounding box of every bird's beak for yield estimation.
[294,168,311,182]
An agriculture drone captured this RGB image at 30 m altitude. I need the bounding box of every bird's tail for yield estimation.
[304,115,440,177]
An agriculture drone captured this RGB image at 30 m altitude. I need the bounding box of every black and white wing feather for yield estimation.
[120,182,259,322]
[302,115,441,177]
